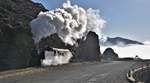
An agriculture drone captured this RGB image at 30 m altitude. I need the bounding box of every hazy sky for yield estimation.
[32,0,150,42]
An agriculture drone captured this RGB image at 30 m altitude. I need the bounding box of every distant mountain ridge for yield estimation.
[100,37,144,46]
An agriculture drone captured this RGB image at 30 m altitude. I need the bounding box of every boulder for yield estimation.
[102,48,118,61]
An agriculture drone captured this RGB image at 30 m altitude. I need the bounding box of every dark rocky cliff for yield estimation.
[72,31,101,61]
[0,0,46,70]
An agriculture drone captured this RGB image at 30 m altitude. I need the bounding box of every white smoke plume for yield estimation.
[30,0,106,45]
[42,48,73,66]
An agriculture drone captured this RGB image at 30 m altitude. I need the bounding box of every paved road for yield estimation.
[0,61,135,83]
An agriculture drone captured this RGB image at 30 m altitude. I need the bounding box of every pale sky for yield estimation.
[32,0,150,42]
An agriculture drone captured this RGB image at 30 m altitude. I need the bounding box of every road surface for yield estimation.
[0,61,135,83]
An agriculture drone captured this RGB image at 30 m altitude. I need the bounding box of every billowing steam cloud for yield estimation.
[31,0,105,45]
[30,1,105,65]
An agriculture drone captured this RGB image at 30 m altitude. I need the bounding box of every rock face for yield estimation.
[102,48,118,61]
[0,0,46,70]
[72,31,101,61]
[39,33,73,50]
[39,31,101,62]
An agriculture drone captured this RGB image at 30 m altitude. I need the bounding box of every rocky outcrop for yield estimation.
[39,31,101,62]
[72,31,101,61]
[102,48,118,61]
[39,33,73,50]
[0,0,46,70]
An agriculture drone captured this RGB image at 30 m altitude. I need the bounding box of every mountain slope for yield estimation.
[101,37,144,46]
